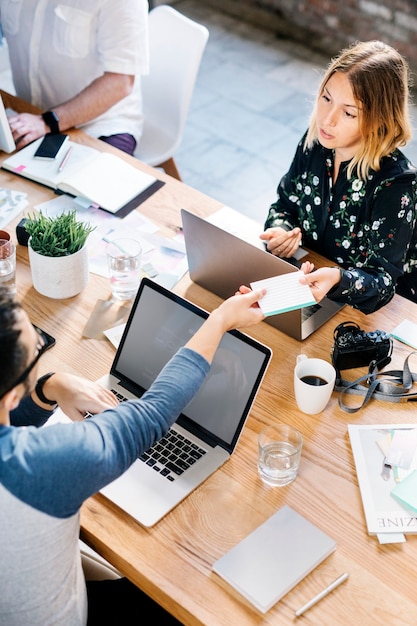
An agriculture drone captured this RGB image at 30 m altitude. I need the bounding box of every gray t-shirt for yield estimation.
[0,348,209,625]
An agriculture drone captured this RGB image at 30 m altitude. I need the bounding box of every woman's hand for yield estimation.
[299,263,341,302]
[260,226,302,258]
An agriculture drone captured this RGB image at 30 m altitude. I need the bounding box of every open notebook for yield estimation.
[2,137,163,216]
[97,278,272,527]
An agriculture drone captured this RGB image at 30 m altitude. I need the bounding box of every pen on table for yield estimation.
[166,223,183,233]
[58,146,73,172]
[295,572,349,618]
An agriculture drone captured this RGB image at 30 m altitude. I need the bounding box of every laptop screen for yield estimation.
[111,278,272,451]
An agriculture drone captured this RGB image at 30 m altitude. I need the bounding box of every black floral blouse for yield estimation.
[265,133,417,314]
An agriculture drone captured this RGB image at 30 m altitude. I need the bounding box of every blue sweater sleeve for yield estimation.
[10,395,55,427]
[1,347,210,518]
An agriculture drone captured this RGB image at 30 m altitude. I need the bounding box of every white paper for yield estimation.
[390,319,417,349]
[0,187,28,228]
[103,323,125,349]
[206,206,308,260]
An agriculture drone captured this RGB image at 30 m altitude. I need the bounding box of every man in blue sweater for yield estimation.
[0,284,265,625]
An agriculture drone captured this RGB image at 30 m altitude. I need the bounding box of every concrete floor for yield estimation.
[1,0,417,224]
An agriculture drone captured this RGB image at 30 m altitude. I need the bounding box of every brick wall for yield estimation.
[203,0,417,88]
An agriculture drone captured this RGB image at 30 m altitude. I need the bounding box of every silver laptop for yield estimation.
[0,95,16,153]
[181,209,344,341]
[99,277,272,527]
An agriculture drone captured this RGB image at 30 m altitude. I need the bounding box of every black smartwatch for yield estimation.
[35,372,57,406]
[42,111,60,134]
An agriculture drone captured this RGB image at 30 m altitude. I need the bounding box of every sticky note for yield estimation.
[391,470,417,513]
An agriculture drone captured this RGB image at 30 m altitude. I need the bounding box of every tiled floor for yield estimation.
[172,0,417,222]
[1,0,417,225]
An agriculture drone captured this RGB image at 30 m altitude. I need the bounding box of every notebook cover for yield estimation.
[212,505,336,613]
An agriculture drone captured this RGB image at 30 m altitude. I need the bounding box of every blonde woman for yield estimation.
[261,40,417,313]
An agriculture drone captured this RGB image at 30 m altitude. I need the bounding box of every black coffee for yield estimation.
[300,375,327,386]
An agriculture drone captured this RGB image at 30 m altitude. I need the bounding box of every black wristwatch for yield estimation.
[35,372,57,406]
[42,111,60,134]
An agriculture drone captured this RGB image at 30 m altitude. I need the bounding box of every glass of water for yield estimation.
[0,238,16,295]
[258,423,303,487]
[106,238,142,301]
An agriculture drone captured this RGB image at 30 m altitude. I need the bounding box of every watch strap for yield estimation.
[42,111,60,134]
[35,372,57,405]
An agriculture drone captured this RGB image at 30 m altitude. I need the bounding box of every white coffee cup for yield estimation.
[294,354,336,414]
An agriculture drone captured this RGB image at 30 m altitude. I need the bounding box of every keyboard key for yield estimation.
[137,426,207,481]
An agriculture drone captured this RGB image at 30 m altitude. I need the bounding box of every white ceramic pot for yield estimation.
[28,240,89,299]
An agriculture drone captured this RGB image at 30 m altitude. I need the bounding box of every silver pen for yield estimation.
[58,146,73,172]
[295,572,349,617]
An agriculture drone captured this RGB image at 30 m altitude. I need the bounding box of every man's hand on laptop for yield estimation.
[32,372,119,421]
[8,112,46,150]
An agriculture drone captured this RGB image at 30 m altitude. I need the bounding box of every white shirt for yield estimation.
[0,0,149,141]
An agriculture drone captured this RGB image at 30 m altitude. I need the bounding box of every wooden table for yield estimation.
[2,91,417,626]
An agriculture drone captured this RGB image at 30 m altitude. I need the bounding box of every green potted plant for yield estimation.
[25,209,95,299]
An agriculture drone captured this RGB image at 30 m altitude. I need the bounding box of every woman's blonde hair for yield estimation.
[305,40,412,180]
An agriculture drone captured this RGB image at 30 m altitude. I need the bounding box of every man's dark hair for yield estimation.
[0,287,27,398]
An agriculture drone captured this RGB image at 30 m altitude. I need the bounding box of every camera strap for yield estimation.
[335,351,417,413]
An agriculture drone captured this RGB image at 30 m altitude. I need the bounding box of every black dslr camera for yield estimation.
[331,321,392,371]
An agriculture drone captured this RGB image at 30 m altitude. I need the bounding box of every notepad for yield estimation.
[250,272,316,316]
[2,138,161,215]
[391,470,417,514]
[212,505,336,613]
[390,319,417,350]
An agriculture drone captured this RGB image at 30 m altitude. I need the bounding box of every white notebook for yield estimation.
[213,505,336,613]
[2,138,158,214]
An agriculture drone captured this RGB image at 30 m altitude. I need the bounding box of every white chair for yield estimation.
[134,5,209,180]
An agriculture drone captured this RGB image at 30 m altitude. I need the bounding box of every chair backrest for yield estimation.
[134,5,209,167]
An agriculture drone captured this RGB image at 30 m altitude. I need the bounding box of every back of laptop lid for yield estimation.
[181,208,305,340]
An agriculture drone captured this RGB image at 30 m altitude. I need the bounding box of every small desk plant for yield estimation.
[25,209,95,299]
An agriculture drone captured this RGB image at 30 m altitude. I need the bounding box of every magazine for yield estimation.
[348,424,417,536]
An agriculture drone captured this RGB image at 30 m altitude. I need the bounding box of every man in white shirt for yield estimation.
[0,0,149,155]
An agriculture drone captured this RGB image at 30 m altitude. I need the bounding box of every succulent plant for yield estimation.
[25,209,95,257]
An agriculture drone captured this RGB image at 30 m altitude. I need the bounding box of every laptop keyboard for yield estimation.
[301,303,321,321]
[140,429,207,481]
[100,388,207,482]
